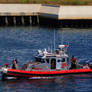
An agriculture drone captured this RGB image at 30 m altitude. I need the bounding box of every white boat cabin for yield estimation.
[34,45,69,71]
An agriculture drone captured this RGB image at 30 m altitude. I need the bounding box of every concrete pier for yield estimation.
[0,4,92,27]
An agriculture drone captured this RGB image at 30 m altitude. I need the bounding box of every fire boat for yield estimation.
[0,45,92,80]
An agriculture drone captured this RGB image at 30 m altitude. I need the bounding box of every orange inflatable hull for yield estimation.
[4,68,92,78]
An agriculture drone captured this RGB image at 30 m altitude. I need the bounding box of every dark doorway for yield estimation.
[51,58,56,69]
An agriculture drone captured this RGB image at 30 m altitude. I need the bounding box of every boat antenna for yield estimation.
[51,41,53,53]
[61,30,63,45]
[54,30,56,51]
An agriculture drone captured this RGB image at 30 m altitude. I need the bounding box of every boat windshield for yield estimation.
[35,57,45,63]
[46,59,49,63]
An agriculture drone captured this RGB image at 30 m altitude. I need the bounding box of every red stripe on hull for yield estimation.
[5,68,92,78]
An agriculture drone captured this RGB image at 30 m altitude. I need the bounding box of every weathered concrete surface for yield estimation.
[39,5,60,19]
[0,4,59,19]
[0,4,41,16]
[59,6,92,19]
[0,4,92,20]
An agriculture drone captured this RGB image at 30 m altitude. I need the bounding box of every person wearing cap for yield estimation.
[5,63,9,68]
[83,63,90,69]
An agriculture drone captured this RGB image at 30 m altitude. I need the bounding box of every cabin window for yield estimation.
[58,60,61,62]
[62,58,65,62]
[46,59,49,63]
[35,58,45,63]
[35,58,41,62]
[41,59,45,63]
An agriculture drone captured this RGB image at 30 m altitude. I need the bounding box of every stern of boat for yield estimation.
[0,67,8,80]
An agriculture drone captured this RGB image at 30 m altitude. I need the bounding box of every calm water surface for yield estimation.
[0,26,92,92]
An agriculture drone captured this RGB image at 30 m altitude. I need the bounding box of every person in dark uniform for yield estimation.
[70,56,77,69]
[12,59,18,69]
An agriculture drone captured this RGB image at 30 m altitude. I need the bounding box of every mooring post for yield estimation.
[13,16,16,25]
[37,15,39,25]
[5,16,8,26]
[21,16,24,25]
[30,16,32,25]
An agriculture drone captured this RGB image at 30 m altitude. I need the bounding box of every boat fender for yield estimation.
[1,68,7,73]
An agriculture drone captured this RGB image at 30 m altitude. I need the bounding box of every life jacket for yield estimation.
[71,57,76,64]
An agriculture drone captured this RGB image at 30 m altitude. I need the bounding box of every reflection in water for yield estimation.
[1,74,92,92]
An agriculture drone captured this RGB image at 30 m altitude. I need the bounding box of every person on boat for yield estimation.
[83,63,90,69]
[12,59,18,69]
[70,56,77,69]
[5,63,9,68]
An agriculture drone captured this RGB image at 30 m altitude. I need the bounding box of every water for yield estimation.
[0,26,92,92]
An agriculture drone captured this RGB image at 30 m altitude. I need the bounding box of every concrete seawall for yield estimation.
[0,4,92,27]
